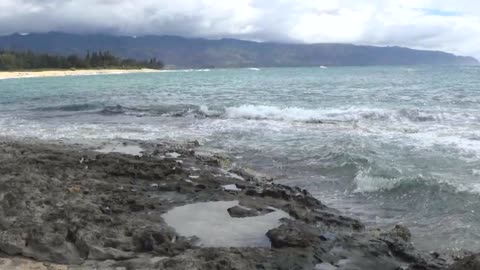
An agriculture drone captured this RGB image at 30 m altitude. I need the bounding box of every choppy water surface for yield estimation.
[1,66,480,251]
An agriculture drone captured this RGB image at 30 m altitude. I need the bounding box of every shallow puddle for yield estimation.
[162,200,289,247]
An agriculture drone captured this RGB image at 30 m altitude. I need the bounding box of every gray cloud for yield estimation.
[1,0,480,57]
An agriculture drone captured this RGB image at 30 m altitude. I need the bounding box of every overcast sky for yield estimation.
[0,0,479,57]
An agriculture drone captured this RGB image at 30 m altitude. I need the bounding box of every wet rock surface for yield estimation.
[0,139,471,269]
[227,205,274,218]
[448,253,480,270]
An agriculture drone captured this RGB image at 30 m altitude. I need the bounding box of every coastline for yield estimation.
[0,68,161,80]
[0,138,474,270]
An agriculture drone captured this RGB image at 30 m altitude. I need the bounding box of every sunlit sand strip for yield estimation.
[0,68,162,80]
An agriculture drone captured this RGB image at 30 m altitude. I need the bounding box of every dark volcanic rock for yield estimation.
[390,225,412,242]
[0,140,466,269]
[227,205,260,218]
[449,254,480,270]
[266,220,320,248]
[227,205,275,218]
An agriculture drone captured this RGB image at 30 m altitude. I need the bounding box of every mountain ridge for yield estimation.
[0,32,477,68]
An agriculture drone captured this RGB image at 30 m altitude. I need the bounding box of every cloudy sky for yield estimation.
[0,0,479,57]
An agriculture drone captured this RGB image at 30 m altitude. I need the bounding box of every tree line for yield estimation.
[0,50,164,71]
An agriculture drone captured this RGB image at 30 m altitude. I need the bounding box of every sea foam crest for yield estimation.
[225,105,326,122]
[223,105,477,124]
[353,169,404,193]
[352,166,480,195]
[224,105,396,123]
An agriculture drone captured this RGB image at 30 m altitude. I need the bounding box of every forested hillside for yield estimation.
[0,50,164,70]
[0,32,477,68]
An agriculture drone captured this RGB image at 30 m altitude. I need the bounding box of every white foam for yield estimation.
[353,169,403,193]
[353,167,480,195]
[219,169,245,181]
[225,105,327,122]
[223,105,400,123]
[223,184,242,191]
[223,105,480,125]
[198,105,221,116]
[407,129,480,158]
[169,69,211,73]
[96,144,143,156]
[161,201,289,247]
[470,183,480,193]
[166,152,181,158]
[227,172,245,181]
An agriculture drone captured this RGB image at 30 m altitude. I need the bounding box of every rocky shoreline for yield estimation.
[0,139,477,270]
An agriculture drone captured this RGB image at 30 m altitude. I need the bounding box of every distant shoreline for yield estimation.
[0,68,161,80]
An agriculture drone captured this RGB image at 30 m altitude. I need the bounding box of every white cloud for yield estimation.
[1,0,480,57]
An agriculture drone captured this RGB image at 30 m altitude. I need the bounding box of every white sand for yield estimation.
[0,69,160,80]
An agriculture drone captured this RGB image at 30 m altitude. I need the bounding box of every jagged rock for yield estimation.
[0,140,468,269]
[0,230,26,256]
[266,220,320,248]
[227,205,260,218]
[449,254,480,270]
[87,246,135,260]
[0,257,67,270]
[227,205,275,218]
[315,263,337,270]
[390,225,412,242]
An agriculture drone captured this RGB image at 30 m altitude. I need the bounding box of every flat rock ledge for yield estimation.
[0,140,476,270]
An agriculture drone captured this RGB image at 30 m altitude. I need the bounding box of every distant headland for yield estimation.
[0,32,477,69]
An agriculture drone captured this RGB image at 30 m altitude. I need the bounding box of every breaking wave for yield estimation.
[35,103,103,112]
[351,165,480,196]
[99,104,221,117]
[33,103,479,125]
[312,151,480,196]
[223,105,477,124]
[33,103,222,118]
[353,168,418,193]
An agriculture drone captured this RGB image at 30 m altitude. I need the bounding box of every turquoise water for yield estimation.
[1,66,480,251]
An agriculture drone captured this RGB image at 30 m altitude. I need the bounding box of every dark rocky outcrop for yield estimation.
[0,139,471,269]
[266,220,321,248]
[449,254,480,270]
[227,205,274,218]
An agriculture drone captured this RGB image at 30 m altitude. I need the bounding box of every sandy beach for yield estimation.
[0,68,160,80]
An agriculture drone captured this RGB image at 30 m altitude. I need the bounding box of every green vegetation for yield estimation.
[0,50,164,71]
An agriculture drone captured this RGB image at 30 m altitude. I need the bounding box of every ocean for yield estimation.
[1,66,480,252]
